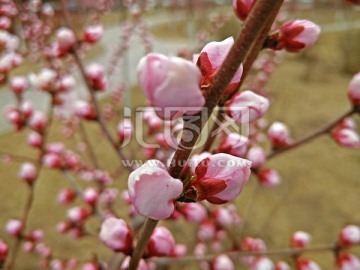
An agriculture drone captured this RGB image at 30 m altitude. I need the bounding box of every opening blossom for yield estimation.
[137,53,205,120]
[195,37,243,96]
[128,160,183,220]
[186,153,252,204]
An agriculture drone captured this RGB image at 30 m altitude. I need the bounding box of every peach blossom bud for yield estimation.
[179,203,207,223]
[19,162,37,184]
[117,119,132,142]
[46,142,65,155]
[50,259,65,270]
[227,90,269,124]
[35,243,52,258]
[339,225,360,247]
[198,220,216,241]
[275,261,291,270]
[83,25,103,43]
[217,133,249,158]
[337,253,360,270]
[212,255,234,270]
[30,68,57,91]
[67,207,89,223]
[257,169,281,188]
[56,27,76,52]
[0,17,11,30]
[29,111,48,133]
[246,146,266,169]
[85,63,107,91]
[138,53,204,120]
[348,72,360,105]
[332,128,360,148]
[232,0,254,21]
[4,106,22,127]
[251,257,274,270]
[297,258,321,270]
[57,188,76,205]
[212,207,234,227]
[83,188,99,206]
[23,241,34,253]
[82,263,97,270]
[67,259,78,269]
[195,37,243,96]
[188,153,251,204]
[0,239,8,262]
[338,118,356,130]
[277,20,321,53]
[10,76,28,94]
[20,100,33,119]
[291,231,311,248]
[75,100,97,120]
[42,153,62,169]
[57,75,76,92]
[56,221,71,234]
[5,219,23,236]
[170,244,186,258]
[42,3,54,16]
[128,160,183,220]
[120,257,148,270]
[268,122,292,148]
[147,226,175,257]
[26,229,44,242]
[99,217,133,254]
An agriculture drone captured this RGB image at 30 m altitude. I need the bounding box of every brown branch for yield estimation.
[128,1,284,269]
[267,108,356,160]
[151,243,345,265]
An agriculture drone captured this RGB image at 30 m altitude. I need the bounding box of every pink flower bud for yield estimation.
[197,220,216,241]
[337,253,360,270]
[26,229,44,242]
[30,68,57,91]
[332,128,360,148]
[20,100,33,119]
[82,263,97,270]
[195,37,243,96]
[99,217,133,254]
[29,111,48,133]
[348,72,360,105]
[56,27,76,52]
[85,63,107,91]
[35,243,52,258]
[296,259,321,270]
[147,226,175,257]
[339,225,360,247]
[19,162,37,184]
[291,231,311,248]
[42,153,62,169]
[57,188,76,205]
[217,133,249,158]
[57,75,76,92]
[179,203,207,223]
[27,131,43,148]
[83,188,99,206]
[83,25,103,43]
[246,146,266,168]
[0,239,8,261]
[277,20,321,53]
[67,206,89,223]
[0,17,11,30]
[188,153,251,204]
[128,160,183,220]
[4,106,22,128]
[232,0,255,21]
[117,119,132,142]
[257,169,281,188]
[75,100,97,120]
[275,261,291,270]
[10,76,28,94]
[268,122,292,148]
[212,255,234,270]
[137,53,204,120]
[227,90,269,124]
[5,219,23,237]
[212,207,236,227]
[251,257,274,270]
[338,117,356,130]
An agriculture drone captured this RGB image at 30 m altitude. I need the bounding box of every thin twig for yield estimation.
[267,108,356,160]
